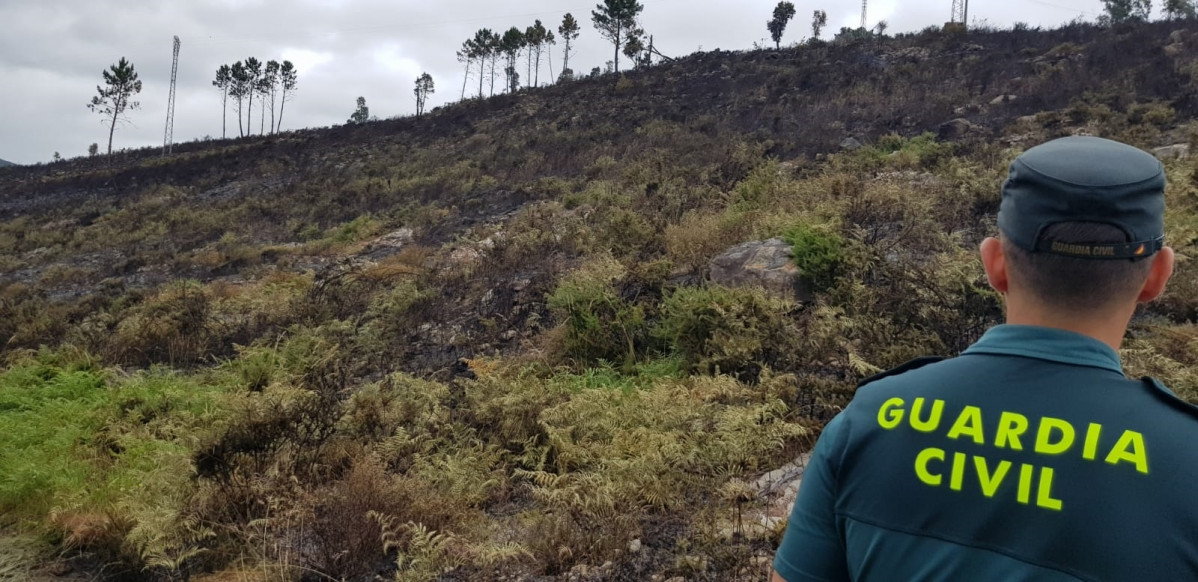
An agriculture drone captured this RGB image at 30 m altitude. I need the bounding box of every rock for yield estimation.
[1165,43,1185,57]
[629,538,642,553]
[839,137,863,151]
[1153,144,1191,160]
[1170,29,1187,44]
[990,94,1017,105]
[709,238,812,302]
[749,452,812,497]
[937,118,983,141]
[362,227,414,259]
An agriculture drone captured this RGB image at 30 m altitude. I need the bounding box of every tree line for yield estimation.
[81,0,1198,159]
[212,58,298,138]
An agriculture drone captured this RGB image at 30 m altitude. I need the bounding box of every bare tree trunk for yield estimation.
[276,97,285,133]
[246,90,254,137]
[221,88,228,139]
[260,99,265,135]
[269,89,276,135]
[563,39,571,76]
[548,47,554,83]
[461,60,470,100]
[535,48,542,86]
[614,29,621,73]
[489,56,497,96]
[107,110,118,155]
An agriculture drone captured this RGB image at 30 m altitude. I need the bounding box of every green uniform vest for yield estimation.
[774,325,1198,581]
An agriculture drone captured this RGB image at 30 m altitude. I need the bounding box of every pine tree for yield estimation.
[277,61,297,132]
[261,60,280,135]
[592,0,644,74]
[559,13,581,81]
[348,96,369,124]
[229,61,249,137]
[1101,0,1152,22]
[212,64,232,139]
[812,10,828,40]
[623,28,646,69]
[87,57,142,155]
[767,1,797,49]
[471,29,496,98]
[1165,0,1196,17]
[501,27,525,92]
[458,38,477,100]
[524,20,555,87]
[243,57,262,135]
[414,73,436,116]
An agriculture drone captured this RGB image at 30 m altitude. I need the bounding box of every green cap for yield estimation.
[998,136,1166,259]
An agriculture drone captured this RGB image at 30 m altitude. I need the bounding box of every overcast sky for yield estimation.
[1,0,1105,165]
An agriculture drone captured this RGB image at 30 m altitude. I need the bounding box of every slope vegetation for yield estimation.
[3,20,1198,581]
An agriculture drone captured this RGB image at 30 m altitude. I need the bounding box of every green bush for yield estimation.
[656,285,800,379]
[783,223,845,292]
[546,256,652,369]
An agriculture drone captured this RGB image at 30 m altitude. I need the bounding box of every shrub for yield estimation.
[782,223,845,292]
[546,256,652,369]
[656,285,800,379]
[109,281,215,366]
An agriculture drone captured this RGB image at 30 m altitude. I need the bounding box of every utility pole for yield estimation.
[861,0,868,28]
[951,0,969,27]
[163,35,180,156]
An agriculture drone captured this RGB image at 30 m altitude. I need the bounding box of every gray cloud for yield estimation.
[1,0,1102,165]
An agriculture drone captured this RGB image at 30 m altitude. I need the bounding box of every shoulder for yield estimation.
[857,356,947,389]
[1140,376,1198,422]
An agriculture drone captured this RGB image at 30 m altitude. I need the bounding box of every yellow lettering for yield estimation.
[1034,417,1076,455]
[995,412,1028,450]
[878,398,905,430]
[910,398,944,433]
[915,448,945,486]
[973,456,1012,498]
[950,452,966,491]
[947,406,985,445]
[1037,467,1063,511]
[1105,430,1149,474]
[1082,423,1102,461]
[1017,464,1034,505]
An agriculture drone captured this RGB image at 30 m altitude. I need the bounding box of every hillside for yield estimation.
[4,20,1198,581]
[0,158,13,167]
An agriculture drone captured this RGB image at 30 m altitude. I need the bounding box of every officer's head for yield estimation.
[980,136,1174,316]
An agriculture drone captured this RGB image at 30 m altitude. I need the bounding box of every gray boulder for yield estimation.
[709,238,813,302]
[839,137,863,151]
[1153,144,1191,160]
[938,118,983,141]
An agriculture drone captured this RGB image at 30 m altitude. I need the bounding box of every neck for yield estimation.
[1004,294,1133,351]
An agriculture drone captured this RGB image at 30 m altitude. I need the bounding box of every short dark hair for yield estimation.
[1002,222,1154,312]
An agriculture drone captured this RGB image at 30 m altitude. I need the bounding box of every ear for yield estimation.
[1137,246,1175,303]
[980,237,1009,294]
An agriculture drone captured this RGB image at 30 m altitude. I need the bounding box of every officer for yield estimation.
[772,136,1198,581]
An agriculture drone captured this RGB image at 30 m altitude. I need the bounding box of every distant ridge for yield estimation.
[0,158,13,168]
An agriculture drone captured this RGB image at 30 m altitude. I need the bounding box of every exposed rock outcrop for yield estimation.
[709,238,813,302]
